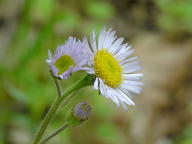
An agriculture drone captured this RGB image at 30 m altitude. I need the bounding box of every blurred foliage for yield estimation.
[155,0,192,34]
[177,125,192,144]
[85,1,115,20]
[0,0,192,144]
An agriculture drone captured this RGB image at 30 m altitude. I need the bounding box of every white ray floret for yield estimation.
[84,28,143,110]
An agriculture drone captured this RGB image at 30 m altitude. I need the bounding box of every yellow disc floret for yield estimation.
[94,49,122,88]
[54,55,75,75]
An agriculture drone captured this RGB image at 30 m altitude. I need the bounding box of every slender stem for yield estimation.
[52,75,61,98]
[58,91,80,111]
[32,74,94,144]
[40,124,69,144]
[33,97,60,144]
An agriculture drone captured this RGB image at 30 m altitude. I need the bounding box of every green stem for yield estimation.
[32,74,95,144]
[40,124,69,144]
[58,91,80,111]
[52,73,61,98]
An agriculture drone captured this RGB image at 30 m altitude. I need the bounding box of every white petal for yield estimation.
[109,92,120,107]
[83,37,93,52]
[98,28,107,50]
[121,102,128,110]
[103,30,116,49]
[46,59,52,64]
[82,67,95,74]
[120,56,138,64]
[123,76,141,81]
[99,80,105,95]
[122,73,143,81]
[115,49,134,61]
[48,50,52,59]
[122,73,144,77]
[110,38,124,54]
[123,65,143,73]
[90,30,97,52]
[116,88,135,105]
[121,83,142,94]
[93,78,99,90]
[123,61,140,69]
[123,80,144,86]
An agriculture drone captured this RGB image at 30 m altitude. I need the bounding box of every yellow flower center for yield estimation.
[94,49,122,88]
[54,55,75,75]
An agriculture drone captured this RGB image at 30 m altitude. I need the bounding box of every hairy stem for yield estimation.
[40,124,69,144]
[32,74,95,144]
[52,75,61,98]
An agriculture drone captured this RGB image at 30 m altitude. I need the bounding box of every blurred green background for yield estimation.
[0,0,192,144]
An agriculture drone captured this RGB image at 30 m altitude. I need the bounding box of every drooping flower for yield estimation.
[84,28,143,109]
[46,37,90,79]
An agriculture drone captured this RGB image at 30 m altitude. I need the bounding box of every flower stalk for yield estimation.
[40,123,69,144]
[40,102,91,144]
[32,74,95,144]
[52,74,62,98]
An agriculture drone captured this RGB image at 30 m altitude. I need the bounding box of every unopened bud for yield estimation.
[66,102,91,126]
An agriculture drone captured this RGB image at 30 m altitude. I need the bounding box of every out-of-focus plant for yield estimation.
[155,0,192,35]
[177,125,192,144]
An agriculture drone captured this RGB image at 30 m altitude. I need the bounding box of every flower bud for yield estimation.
[66,102,91,126]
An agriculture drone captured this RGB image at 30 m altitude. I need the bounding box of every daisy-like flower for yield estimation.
[46,37,90,79]
[84,28,143,109]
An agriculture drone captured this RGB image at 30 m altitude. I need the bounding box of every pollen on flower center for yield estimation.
[94,50,122,88]
[54,55,75,75]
